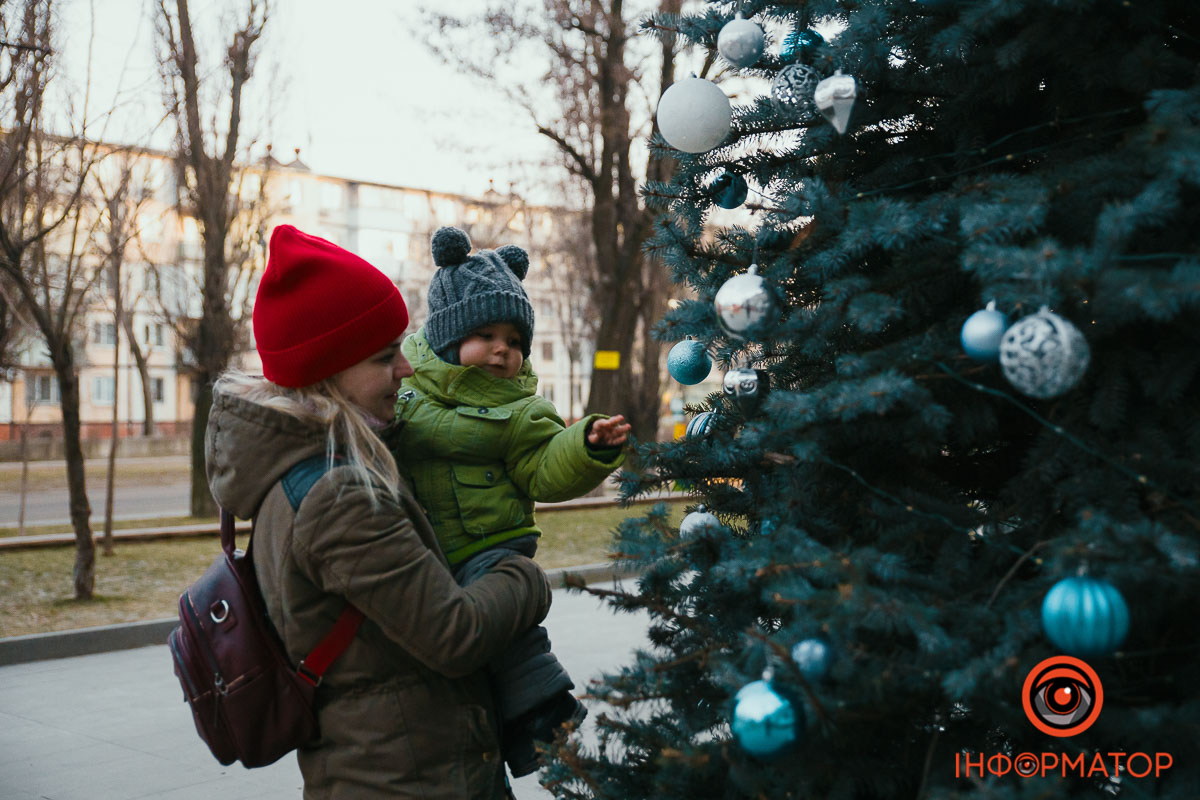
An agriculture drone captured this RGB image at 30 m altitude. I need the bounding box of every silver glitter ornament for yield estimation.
[714,264,776,340]
[771,64,821,117]
[814,70,857,134]
[717,14,765,69]
[999,307,1090,399]
[723,367,770,414]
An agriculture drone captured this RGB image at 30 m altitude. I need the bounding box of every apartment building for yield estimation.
[1,146,598,443]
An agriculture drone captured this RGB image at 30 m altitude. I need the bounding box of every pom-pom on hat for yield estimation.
[425,226,534,362]
[253,225,409,387]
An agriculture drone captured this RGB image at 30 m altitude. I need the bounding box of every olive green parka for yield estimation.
[205,384,551,799]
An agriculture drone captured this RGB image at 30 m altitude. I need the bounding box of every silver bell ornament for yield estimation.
[814,70,857,135]
[723,367,770,414]
[771,63,821,117]
[999,307,1090,399]
[656,77,732,153]
[714,264,776,340]
[717,14,765,69]
[685,411,716,438]
[680,505,725,542]
[961,301,1009,363]
[667,337,712,385]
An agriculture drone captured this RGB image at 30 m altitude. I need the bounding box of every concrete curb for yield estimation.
[0,562,641,667]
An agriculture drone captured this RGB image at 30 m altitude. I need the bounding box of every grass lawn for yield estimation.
[0,501,683,638]
[0,515,218,539]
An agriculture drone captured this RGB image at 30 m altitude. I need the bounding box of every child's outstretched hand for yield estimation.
[588,414,631,447]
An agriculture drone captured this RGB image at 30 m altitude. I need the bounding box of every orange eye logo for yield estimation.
[1022,656,1104,737]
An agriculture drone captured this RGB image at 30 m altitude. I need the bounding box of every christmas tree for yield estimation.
[544,1,1200,797]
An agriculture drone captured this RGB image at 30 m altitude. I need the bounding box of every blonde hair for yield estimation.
[215,370,400,507]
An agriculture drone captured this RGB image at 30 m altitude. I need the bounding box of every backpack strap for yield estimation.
[225,453,365,688]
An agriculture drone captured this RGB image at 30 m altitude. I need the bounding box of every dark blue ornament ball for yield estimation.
[781,28,824,63]
[1041,576,1130,657]
[710,170,748,209]
[731,679,804,760]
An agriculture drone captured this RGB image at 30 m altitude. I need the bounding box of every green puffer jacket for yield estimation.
[205,384,552,800]
[394,328,625,565]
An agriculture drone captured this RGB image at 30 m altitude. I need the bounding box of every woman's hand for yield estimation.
[587,414,631,447]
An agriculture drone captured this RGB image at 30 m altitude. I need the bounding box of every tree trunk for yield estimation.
[17,415,29,537]
[55,356,94,599]
[122,316,154,435]
[190,376,215,517]
[103,304,120,555]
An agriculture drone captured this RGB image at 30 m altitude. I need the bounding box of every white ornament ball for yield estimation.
[656,77,732,153]
[717,16,765,68]
[999,307,1091,399]
[680,506,725,541]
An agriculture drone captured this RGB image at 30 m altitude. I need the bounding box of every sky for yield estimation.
[57,0,559,200]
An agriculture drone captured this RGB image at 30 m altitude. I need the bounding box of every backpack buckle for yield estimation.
[297,661,322,687]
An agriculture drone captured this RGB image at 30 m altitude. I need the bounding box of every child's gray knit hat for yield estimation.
[425,226,534,363]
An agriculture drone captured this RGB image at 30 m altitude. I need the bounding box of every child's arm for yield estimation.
[505,399,625,503]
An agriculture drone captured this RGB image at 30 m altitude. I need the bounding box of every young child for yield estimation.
[392,226,631,777]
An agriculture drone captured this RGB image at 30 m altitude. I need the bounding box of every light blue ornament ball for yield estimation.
[717,16,765,68]
[731,680,804,760]
[791,638,833,681]
[685,411,716,438]
[1042,576,1130,657]
[668,339,712,385]
[961,303,1009,362]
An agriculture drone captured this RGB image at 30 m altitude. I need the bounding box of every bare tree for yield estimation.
[92,150,153,553]
[0,0,106,598]
[425,0,681,446]
[154,0,270,516]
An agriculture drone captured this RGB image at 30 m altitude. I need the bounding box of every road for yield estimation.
[0,483,190,527]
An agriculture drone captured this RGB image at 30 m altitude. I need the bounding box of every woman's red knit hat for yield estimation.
[253,225,409,387]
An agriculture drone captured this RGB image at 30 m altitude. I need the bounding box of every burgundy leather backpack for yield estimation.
[167,456,362,767]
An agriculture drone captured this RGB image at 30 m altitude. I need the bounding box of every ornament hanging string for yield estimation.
[929,359,1199,516]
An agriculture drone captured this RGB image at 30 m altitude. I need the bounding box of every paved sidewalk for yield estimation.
[0,581,649,800]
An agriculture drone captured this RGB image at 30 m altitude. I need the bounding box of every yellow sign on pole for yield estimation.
[594,350,620,370]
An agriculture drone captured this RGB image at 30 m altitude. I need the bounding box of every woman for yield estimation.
[205,224,550,799]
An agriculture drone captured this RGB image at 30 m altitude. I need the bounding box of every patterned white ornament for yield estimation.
[771,64,821,116]
[999,307,1091,398]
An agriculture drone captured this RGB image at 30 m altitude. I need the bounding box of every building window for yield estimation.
[320,182,344,210]
[152,376,166,404]
[542,341,554,362]
[27,374,59,405]
[93,376,115,405]
[543,384,555,404]
[93,321,118,346]
[539,300,554,318]
[144,323,165,347]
